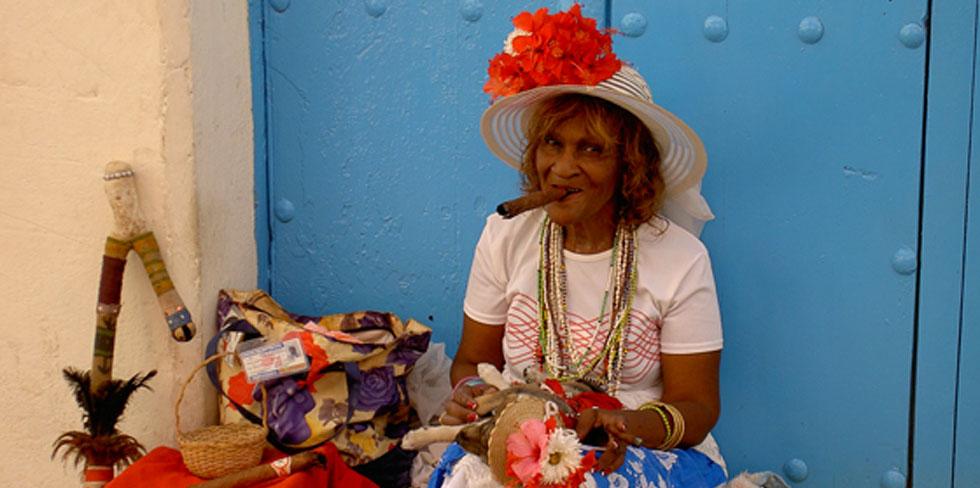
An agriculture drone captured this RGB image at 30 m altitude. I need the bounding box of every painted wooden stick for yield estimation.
[188,451,324,488]
[496,188,566,219]
[91,236,130,392]
[103,161,196,342]
[104,161,147,241]
[131,231,195,341]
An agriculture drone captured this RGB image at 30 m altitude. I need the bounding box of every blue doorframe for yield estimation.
[952,1,980,484]
[249,0,272,291]
[913,0,978,486]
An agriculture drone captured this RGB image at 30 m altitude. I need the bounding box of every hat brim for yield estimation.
[486,397,548,485]
[480,75,707,198]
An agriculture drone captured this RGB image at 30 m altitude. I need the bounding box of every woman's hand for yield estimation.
[574,407,632,473]
[444,314,505,424]
[440,382,499,425]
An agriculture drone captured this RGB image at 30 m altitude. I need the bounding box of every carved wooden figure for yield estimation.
[94,162,195,391]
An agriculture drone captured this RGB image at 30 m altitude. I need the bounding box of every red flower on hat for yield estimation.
[484,4,622,99]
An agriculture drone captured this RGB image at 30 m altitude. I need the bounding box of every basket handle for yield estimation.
[175,352,267,437]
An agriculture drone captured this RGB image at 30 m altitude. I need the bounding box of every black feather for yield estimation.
[55,368,156,468]
[61,368,157,436]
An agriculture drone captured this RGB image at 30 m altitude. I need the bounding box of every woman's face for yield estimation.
[534,113,620,227]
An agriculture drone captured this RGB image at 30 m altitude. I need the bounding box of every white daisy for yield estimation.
[538,429,584,484]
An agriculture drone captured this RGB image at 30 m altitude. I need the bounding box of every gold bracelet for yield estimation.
[638,401,672,445]
[659,403,685,450]
[638,401,685,450]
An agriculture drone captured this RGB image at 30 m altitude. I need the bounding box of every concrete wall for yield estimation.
[0,1,254,485]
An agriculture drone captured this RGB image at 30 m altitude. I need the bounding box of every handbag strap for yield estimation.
[204,318,263,425]
[205,317,355,453]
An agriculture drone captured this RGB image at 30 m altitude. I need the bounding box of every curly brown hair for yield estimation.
[521,94,667,230]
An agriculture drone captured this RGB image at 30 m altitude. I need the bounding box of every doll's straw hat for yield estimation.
[486,397,548,485]
[480,5,715,235]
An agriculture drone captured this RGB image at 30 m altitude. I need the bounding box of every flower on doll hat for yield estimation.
[480,4,715,236]
[487,397,548,485]
[487,397,596,487]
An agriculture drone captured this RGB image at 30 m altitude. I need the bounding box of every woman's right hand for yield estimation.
[440,382,499,425]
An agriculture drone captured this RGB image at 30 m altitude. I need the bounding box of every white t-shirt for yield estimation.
[463,209,723,409]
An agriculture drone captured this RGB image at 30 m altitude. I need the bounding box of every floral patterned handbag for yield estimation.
[206,289,431,465]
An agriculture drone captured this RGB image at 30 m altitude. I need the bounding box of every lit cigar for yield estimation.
[496,188,568,219]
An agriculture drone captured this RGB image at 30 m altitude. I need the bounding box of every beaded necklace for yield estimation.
[537,216,638,395]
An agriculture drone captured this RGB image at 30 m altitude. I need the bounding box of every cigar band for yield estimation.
[271,457,292,477]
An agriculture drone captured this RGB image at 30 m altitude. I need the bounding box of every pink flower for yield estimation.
[506,418,551,484]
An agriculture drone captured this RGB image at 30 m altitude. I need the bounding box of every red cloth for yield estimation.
[543,379,624,428]
[107,443,377,488]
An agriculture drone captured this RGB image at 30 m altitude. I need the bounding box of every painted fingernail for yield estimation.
[467,413,478,422]
[468,401,477,409]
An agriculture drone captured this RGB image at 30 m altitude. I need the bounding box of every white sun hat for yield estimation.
[480,64,715,236]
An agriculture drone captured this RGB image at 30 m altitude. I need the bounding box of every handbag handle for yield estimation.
[176,352,267,436]
[204,320,265,426]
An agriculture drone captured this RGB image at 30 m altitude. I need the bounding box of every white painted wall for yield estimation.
[0,1,255,485]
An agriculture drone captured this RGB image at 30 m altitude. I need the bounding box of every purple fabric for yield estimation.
[349,366,400,412]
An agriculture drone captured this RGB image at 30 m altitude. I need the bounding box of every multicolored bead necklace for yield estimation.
[537,216,638,395]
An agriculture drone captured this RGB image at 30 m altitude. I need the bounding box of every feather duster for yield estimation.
[52,368,156,468]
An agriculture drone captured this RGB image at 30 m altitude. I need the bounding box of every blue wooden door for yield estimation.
[609,1,927,485]
[251,0,974,485]
[254,0,604,350]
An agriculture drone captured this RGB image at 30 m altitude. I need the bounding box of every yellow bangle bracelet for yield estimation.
[660,403,685,450]
[638,401,672,446]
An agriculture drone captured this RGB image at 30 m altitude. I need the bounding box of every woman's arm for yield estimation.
[576,350,720,471]
[442,314,506,425]
[450,314,505,384]
[658,350,721,446]
[576,352,721,447]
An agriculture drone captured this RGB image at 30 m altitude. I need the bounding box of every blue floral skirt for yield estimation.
[429,442,727,487]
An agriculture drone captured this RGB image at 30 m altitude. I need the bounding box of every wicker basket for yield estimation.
[175,353,268,479]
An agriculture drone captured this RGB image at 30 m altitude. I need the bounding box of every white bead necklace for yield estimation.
[537,216,638,395]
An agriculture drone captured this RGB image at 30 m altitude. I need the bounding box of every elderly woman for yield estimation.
[431,6,726,487]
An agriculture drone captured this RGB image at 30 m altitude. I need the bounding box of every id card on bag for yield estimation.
[239,337,310,383]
